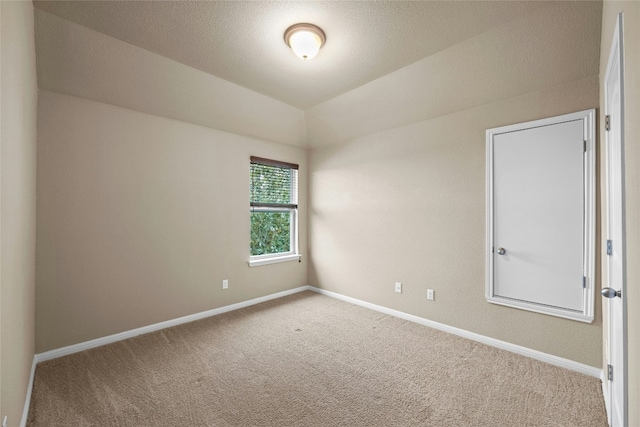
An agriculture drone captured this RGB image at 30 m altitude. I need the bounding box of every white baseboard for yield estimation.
[19,356,37,427]
[36,285,312,363]
[308,286,602,378]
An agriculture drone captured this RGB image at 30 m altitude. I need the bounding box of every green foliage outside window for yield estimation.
[250,163,297,256]
[250,211,291,256]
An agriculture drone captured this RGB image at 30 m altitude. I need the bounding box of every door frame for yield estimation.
[485,109,596,322]
[603,12,627,427]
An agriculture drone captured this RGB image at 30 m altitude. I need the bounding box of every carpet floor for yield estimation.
[27,291,607,426]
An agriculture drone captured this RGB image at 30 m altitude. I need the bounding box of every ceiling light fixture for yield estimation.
[284,23,326,60]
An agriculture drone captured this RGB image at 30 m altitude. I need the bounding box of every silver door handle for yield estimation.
[601,287,622,298]
[497,247,506,255]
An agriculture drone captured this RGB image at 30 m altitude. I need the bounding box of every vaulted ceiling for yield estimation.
[32,1,602,147]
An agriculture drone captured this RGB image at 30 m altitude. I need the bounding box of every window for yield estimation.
[249,156,300,267]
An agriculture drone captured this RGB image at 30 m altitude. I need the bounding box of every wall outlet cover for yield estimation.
[222,279,229,289]
[394,282,402,293]
[427,289,435,300]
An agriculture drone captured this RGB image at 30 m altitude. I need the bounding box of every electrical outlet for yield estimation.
[394,282,402,293]
[222,279,229,290]
[427,289,435,301]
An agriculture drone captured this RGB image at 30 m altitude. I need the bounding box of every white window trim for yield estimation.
[248,253,301,267]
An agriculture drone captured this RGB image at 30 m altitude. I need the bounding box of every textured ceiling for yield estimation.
[33,0,546,109]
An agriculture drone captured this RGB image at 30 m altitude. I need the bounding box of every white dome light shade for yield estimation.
[284,23,326,60]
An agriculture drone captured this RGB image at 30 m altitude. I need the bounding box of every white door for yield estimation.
[603,13,626,427]
[493,121,584,310]
[486,109,595,323]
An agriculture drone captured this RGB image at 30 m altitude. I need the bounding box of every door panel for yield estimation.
[493,121,584,311]
[604,13,626,426]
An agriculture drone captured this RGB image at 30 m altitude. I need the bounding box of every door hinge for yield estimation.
[583,140,587,153]
[608,364,614,381]
[607,239,613,256]
[605,115,611,131]
[583,276,587,289]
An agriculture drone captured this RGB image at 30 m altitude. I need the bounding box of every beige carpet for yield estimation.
[27,291,607,426]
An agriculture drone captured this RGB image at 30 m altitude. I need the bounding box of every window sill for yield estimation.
[248,254,301,268]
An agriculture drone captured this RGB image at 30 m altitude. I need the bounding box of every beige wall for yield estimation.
[36,91,307,352]
[307,0,604,372]
[309,76,602,367]
[600,1,640,424]
[34,10,306,147]
[0,1,38,425]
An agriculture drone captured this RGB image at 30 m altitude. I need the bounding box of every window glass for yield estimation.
[250,211,291,256]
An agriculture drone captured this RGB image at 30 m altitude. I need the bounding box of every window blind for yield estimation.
[250,157,298,210]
